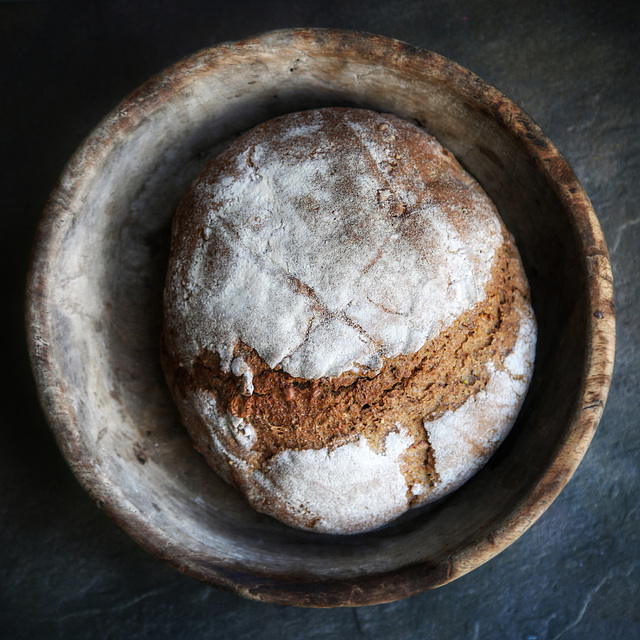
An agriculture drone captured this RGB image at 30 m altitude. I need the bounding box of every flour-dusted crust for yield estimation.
[162,108,536,534]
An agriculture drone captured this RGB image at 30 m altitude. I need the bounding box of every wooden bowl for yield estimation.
[26,29,615,607]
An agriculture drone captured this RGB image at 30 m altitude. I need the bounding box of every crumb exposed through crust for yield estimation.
[164,235,529,503]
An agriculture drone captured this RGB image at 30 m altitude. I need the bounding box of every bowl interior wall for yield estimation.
[36,33,594,597]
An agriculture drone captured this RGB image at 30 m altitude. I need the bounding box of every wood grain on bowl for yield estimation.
[26,28,614,607]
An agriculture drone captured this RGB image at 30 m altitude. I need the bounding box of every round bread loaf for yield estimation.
[161,107,536,535]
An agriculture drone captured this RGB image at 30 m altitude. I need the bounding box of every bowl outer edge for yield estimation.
[24,27,616,607]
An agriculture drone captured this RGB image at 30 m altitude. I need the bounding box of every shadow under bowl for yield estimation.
[26,29,615,607]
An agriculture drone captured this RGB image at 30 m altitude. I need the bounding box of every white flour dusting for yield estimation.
[164,108,537,534]
[166,109,503,379]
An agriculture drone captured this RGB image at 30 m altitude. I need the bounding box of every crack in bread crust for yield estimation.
[165,233,530,498]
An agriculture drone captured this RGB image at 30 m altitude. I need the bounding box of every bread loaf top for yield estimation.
[164,108,504,381]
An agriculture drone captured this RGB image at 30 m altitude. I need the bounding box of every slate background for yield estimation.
[1,1,638,638]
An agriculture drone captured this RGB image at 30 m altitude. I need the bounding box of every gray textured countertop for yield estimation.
[2,1,638,637]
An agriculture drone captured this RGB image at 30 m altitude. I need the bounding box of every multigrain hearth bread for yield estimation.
[161,107,536,535]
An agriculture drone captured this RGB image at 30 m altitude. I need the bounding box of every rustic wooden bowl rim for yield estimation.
[26,28,615,607]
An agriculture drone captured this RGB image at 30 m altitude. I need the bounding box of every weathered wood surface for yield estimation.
[26,28,615,607]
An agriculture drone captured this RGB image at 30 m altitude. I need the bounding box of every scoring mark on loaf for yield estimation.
[279,271,385,365]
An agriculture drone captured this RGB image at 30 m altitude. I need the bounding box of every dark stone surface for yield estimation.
[1,1,638,637]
